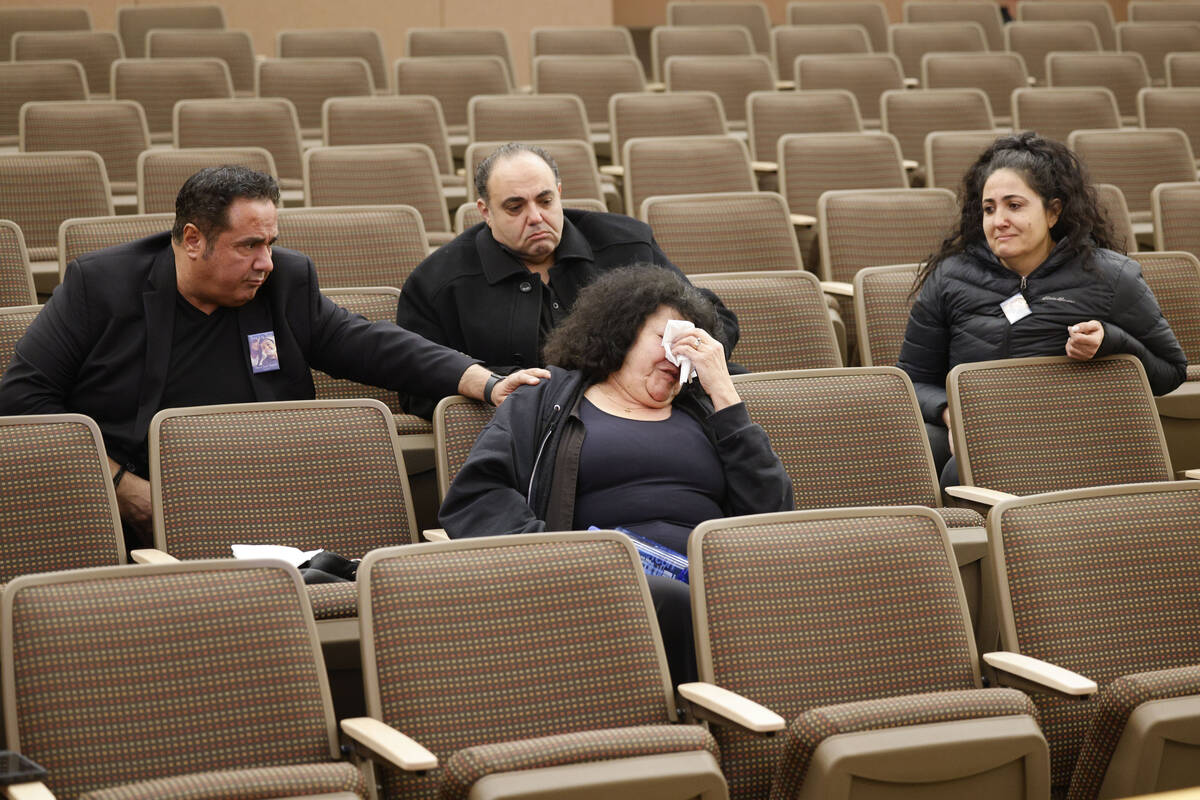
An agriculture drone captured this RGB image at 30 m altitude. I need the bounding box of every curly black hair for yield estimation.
[915,131,1120,291]
[542,265,720,383]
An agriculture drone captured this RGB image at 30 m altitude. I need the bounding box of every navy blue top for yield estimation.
[573,398,726,553]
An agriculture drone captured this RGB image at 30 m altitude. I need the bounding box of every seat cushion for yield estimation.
[771,688,1038,798]
[933,506,985,528]
[78,762,367,800]
[440,724,720,800]
[306,581,357,620]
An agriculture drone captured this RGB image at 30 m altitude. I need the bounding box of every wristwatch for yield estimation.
[483,372,505,407]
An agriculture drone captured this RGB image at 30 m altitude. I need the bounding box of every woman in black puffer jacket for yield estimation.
[898,132,1187,487]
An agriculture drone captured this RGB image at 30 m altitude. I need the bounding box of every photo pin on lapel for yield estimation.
[248,331,280,373]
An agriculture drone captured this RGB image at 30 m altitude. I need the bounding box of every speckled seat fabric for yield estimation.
[12,31,122,96]
[278,28,389,94]
[393,56,512,137]
[357,532,727,799]
[622,134,755,220]
[1010,87,1120,148]
[20,100,149,196]
[116,3,225,59]
[880,88,995,170]
[58,213,174,280]
[0,60,87,146]
[792,54,905,126]
[663,55,774,127]
[138,147,277,214]
[650,25,754,85]
[747,89,863,167]
[988,482,1200,799]
[532,54,645,143]
[174,98,305,190]
[1068,128,1193,226]
[690,507,1048,799]
[256,58,375,138]
[1,560,367,800]
[853,263,919,368]
[113,58,233,143]
[948,355,1174,494]
[433,396,495,500]
[146,30,256,95]
[608,90,727,169]
[0,220,35,306]
[786,2,890,52]
[888,22,988,83]
[1117,22,1200,85]
[1049,53,1150,121]
[276,205,428,290]
[921,52,1025,126]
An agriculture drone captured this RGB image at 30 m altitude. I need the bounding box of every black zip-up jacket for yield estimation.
[438,366,793,537]
[395,209,740,419]
[898,241,1188,423]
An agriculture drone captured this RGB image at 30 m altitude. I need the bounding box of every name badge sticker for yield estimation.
[1000,292,1032,325]
[247,330,280,373]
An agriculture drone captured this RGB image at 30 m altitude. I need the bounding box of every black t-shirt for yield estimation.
[572,398,726,554]
[159,293,255,413]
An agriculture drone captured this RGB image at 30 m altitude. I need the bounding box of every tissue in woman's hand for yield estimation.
[662,319,696,385]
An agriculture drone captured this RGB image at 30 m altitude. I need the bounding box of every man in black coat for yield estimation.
[0,165,545,545]
[395,142,739,419]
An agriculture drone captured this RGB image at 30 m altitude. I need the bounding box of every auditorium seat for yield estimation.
[1010,86,1120,147]
[769,25,872,83]
[530,25,637,59]
[138,146,281,213]
[853,262,919,368]
[57,212,173,282]
[1116,21,1200,85]
[0,304,41,377]
[112,57,234,144]
[887,21,988,83]
[393,55,512,144]
[433,395,494,499]
[904,1,1005,51]
[1167,51,1200,87]
[1004,21,1101,85]
[0,220,36,307]
[650,24,754,84]
[923,129,1002,191]
[277,28,390,94]
[174,97,305,192]
[467,93,591,145]
[256,57,375,140]
[532,54,646,158]
[0,6,91,56]
[356,531,727,799]
[881,88,995,175]
[668,1,771,54]
[117,2,225,58]
[1047,51,1150,121]
[608,90,727,174]
[921,51,1028,127]
[793,53,906,126]
[778,132,907,230]
[146,28,256,95]
[746,89,863,170]
[787,1,890,52]
[11,30,122,97]
[277,205,429,288]
[0,60,88,148]
[1138,87,1200,165]
[405,27,519,92]
[1016,0,1116,50]
[664,54,775,129]
[622,134,755,220]
[689,505,1047,799]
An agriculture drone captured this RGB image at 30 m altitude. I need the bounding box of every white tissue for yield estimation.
[662,319,696,385]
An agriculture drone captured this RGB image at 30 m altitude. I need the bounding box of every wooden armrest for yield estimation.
[819,281,854,297]
[4,783,55,800]
[677,682,786,735]
[599,164,624,179]
[129,548,179,565]
[944,486,1018,506]
[775,80,795,90]
[789,212,817,228]
[646,81,665,92]
[752,160,777,173]
[422,528,450,542]
[983,652,1097,697]
[1186,468,1199,479]
[341,717,438,771]
[455,167,465,177]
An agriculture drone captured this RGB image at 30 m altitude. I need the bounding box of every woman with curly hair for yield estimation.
[898,132,1187,486]
[439,264,793,682]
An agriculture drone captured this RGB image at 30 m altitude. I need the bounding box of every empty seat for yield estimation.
[0,6,91,56]
[1046,51,1150,120]
[778,132,908,225]
[1096,181,1138,255]
[854,262,920,367]
[650,25,755,84]
[888,21,989,82]
[277,205,429,289]
[433,395,494,499]
[277,28,389,93]
[111,56,233,143]
[1016,0,1116,50]
[0,219,35,306]
[1068,128,1195,227]
[256,57,375,137]
[405,27,518,89]
[787,1,891,52]
[689,271,843,371]
[302,144,452,245]
[19,100,148,199]
[1118,21,1200,85]
[468,93,590,144]
[924,129,1004,191]
[58,212,174,281]
[532,54,646,142]
[921,51,1028,126]
[0,60,87,146]
[746,89,863,166]
[1004,21,1102,84]
[175,97,305,190]
[1131,1,1200,24]
[11,30,123,96]
[793,53,906,125]
[664,54,774,127]
[905,1,1006,50]
[1139,87,1200,164]
[531,26,637,58]
[1153,182,1200,258]
[1010,86,1121,146]
[770,25,872,79]
[622,134,755,217]
[393,56,512,136]
[609,90,727,169]
[668,1,771,53]
[0,304,41,375]
[138,147,277,214]
[1168,51,1200,87]
[465,140,604,204]
[881,88,995,169]
[116,2,225,58]
[146,28,257,95]
[0,151,112,294]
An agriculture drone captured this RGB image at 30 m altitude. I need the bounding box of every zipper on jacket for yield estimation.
[1020,275,1027,293]
[526,403,564,505]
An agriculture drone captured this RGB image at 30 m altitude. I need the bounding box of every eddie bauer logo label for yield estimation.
[1040,295,1077,304]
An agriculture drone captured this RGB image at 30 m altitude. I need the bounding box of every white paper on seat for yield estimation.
[231,544,323,566]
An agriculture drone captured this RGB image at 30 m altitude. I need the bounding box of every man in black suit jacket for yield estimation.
[0,165,547,544]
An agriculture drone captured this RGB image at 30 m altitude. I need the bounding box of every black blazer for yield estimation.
[0,232,475,472]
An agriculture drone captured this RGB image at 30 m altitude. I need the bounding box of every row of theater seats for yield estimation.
[2,355,1199,798]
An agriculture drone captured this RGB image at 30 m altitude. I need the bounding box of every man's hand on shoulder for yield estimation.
[458,364,551,407]
[492,368,551,406]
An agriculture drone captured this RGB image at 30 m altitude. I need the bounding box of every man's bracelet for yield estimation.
[112,463,134,489]
[483,372,505,407]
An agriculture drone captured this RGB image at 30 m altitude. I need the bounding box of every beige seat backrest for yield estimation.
[853,263,920,367]
[1016,0,1116,50]
[887,21,988,81]
[1139,86,1200,159]
[663,54,774,125]
[19,100,149,192]
[1004,21,1102,84]
[921,52,1028,126]
[0,220,36,306]
[778,131,907,219]
[1135,250,1200,376]
[923,129,1002,191]
[532,55,646,134]
[137,146,277,215]
[467,93,590,145]
[58,212,174,281]
[793,53,906,124]
[277,28,389,93]
[770,25,872,78]
[1010,86,1120,145]
[255,57,374,135]
[433,394,495,499]
[905,1,1005,50]
[321,94,454,178]
[650,24,754,83]
[12,30,123,96]
[1153,182,1200,259]
[0,61,88,144]
[0,305,43,381]
[880,87,995,166]
[0,7,91,56]
[405,27,517,87]
[0,151,113,264]
[746,89,863,163]
[530,26,637,58]
[466,140,603,204]
[1117,21,1200,84]
[1068,127,1195,222]
[174,97,305,187]
[1167,51,1200,86]
[277,205,429,289]
[117,2,226,58]
[1094,182,1138,255]
[1046,51,1150,118]
[1130,1,1200,24]
[622,134,755,216]
[668,1,771,53]
[393,55,512,132]
[146,29,256,95]
[609,90,727,167]
[787,1,890,52]
[111,57,233,143]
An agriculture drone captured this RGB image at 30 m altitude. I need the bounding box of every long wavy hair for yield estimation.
[914,132,1120,291]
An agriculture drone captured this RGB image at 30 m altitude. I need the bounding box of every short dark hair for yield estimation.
[917,131,1120,290]
[542,265,721,383]
[172,165,280,244]
[474,142,561,203]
